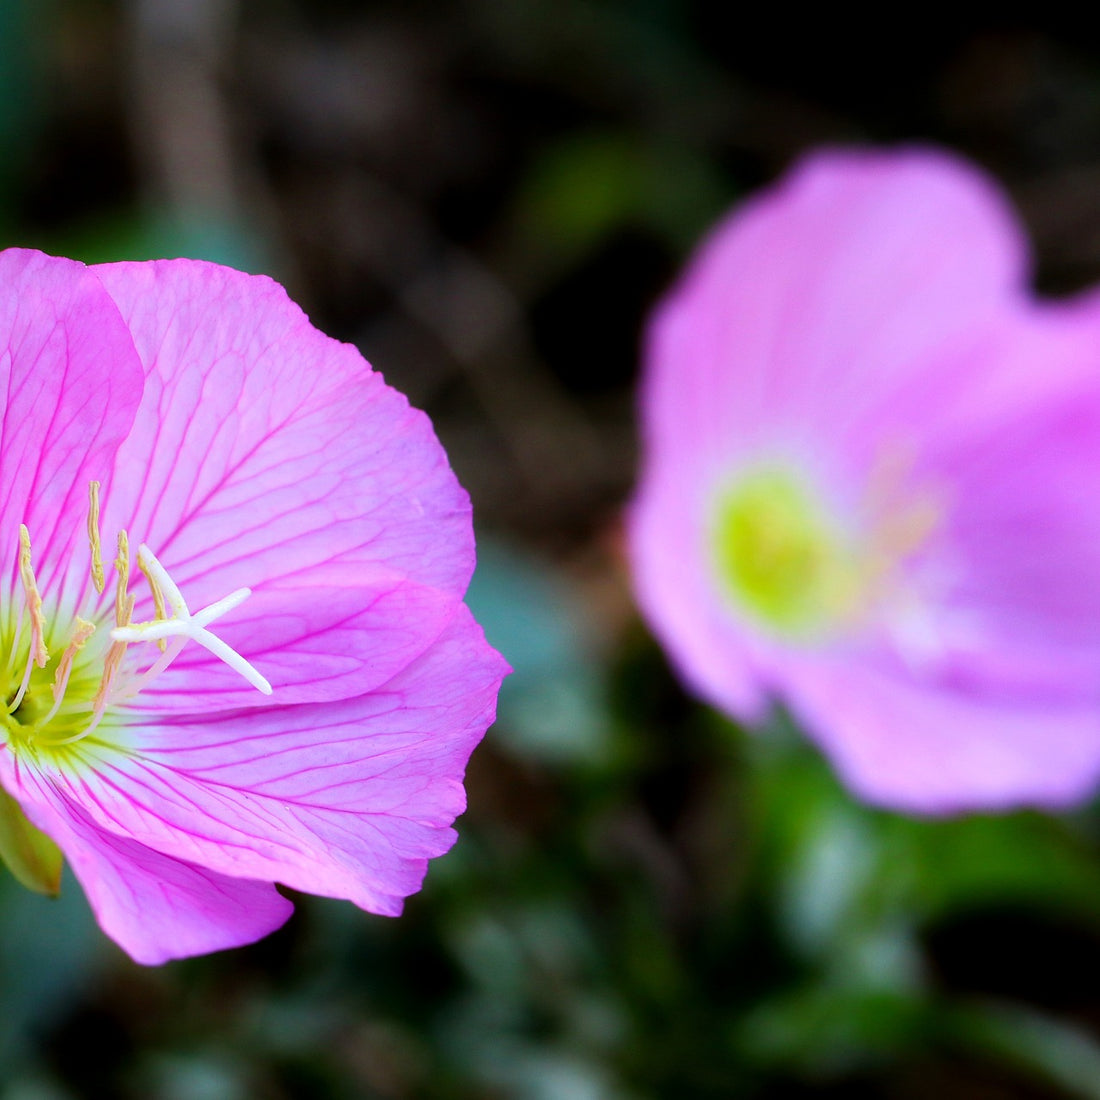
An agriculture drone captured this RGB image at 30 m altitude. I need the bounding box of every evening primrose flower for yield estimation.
[0,249,507,963]
[631,149,1100,812]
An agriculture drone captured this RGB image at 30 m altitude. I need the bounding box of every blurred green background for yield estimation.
[5,2,1100,1097]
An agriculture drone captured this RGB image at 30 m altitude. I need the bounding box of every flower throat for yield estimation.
[712,463,941,640]
[2,481,270,757]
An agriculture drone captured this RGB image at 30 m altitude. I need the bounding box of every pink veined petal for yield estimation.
[15,606,507,918]
[640,146,1028,497]
[0,249,144,607]
[0,764,293,964]
[90,259,473,702]
[127,576,462,713]
[779,656,1100,813]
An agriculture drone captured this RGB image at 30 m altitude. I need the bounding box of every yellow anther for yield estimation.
[114,530,131,628]
[92,640,126,716]
[50,617,95,705]
[138,552,169,652]
[877,494,941,561]
[87,481,105,595]
[86,531,135,721]
[18,525,48,669]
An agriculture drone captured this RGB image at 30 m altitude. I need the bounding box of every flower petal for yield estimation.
[21,606,506,916]
[0,759,293,964]
[888,293,1100,701]
[90,259,473,702]
[640,147,1026,486]
[781,656,1100,812]
[631,478,773,721]
[0,249,144,606]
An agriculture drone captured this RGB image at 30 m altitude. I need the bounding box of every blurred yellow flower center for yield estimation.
[713,461,943,640]
[713,467,857,637]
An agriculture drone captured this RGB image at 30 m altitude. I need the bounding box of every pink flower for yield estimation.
[0,249,507,963]
[630,148,1100,813]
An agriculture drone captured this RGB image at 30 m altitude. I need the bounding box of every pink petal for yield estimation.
[895,293,1100,700]
[639,147,1026,489]
[781,656,1100,813]
[0,249,144,606]
[630,478,773,721]
[90,259,473,701]
[0,761,293,964]
[16,607,506,917]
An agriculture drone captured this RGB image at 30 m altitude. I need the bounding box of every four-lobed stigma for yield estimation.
[2,480,270,753]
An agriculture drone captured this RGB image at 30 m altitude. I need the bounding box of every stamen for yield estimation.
[138,552,169,653]
[111,546,272,695]
[114,531,131,628]
[18,525,48,669]
[85,531,134,730]
[37,617,97,728]
[874,494,941,561]
[4,603,24,679]
[7,500,274,752]
[93,602,133,720]
[7,650,34,717]
[122,635,189,698]
[91,642,126,718]
[87,481,105,594]
[7,527,46,715]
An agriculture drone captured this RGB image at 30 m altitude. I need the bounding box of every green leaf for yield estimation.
[735,986,928,1076]
[0,787,62,896]
[946,1000,1100,1100]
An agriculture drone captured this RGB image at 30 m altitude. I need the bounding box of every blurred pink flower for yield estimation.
[630,148,1100,813]
[0,249,507,963]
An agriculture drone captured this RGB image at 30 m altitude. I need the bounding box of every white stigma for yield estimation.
[110,545,272,695]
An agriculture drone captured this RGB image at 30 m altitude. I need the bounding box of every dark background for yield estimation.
[5,3,1100,1097]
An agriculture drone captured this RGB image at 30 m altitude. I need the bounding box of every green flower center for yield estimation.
[712,467,857,637]
[1,613,111,764]
[0,608,113,896]
[0,482,271,767]
[712,461,942,640]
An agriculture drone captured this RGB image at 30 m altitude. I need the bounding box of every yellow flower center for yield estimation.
[711,461,941,640]
[1,481,271,765]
